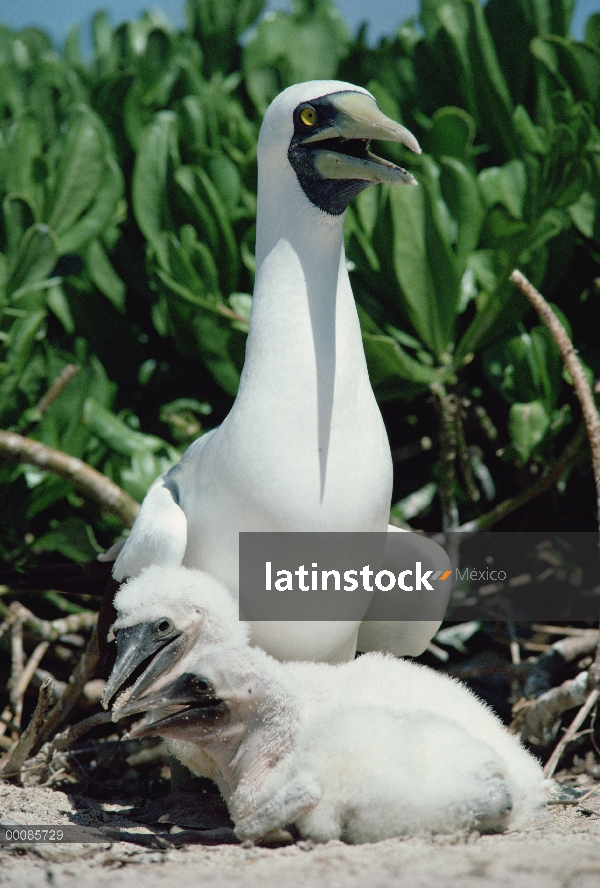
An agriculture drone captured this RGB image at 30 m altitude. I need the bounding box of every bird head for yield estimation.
[259,80,421,217]
[101,566,248,713]
[119,644,280,744]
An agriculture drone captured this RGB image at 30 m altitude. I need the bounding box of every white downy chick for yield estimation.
[107,565,249,779]
[122,642,547,842]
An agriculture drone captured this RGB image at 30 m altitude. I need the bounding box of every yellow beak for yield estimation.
[302,91,421,187]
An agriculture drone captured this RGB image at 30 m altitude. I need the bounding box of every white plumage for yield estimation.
[111,79,441,664]
[111,566,249,780]
[124,640,547,843]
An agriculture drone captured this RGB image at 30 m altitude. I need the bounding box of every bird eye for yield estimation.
[194,677,211,692]
[156,618,172,634]
[299,105,317,127]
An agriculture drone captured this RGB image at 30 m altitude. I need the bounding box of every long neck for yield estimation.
[233,166,366,499]
[201,678,300,819]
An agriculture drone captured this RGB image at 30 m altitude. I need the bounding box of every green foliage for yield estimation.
[0,0,599,560]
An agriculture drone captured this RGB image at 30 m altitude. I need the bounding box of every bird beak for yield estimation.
[120,673,222,739]
[101,623,186,710]
[302,91,421,186]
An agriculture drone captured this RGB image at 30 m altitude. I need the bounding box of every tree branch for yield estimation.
[0,430,140,528]
[457,422,586,531]
[510,269,600,524]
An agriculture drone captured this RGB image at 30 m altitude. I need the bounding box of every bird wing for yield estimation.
[111,428,218,582]
[356,524,445,656]
[112,474,187,581]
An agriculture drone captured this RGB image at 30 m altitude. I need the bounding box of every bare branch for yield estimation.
[30,627,100,754]
[50,711,114,754]
[1,679,56,782]
[510,269,600,524]
[544,689,600,779]
[20,365,80,436]
[457,423,587,531]
[0,430,140,527]
[0,599,97,642]
[11,641,50,716]
[431,384,460,530]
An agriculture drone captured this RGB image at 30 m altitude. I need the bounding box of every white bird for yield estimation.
[108,565,250,781]
[121,641,547,843]
[111,79,442,665]
[108,567,546,827]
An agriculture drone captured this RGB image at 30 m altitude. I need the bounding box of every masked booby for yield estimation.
[112,80,435,665]
[121,641,547,841]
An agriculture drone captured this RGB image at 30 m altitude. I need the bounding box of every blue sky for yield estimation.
[0,0,597,48]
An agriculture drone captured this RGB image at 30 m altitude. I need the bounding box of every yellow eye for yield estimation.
[299,106,317,127]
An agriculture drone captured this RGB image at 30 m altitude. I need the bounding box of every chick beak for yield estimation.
[302,90,420,186]
[101,623,184,710]
[120,672,221,740]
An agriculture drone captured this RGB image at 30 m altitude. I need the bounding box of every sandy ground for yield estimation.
[0,784,600,888]
[2,783,600,888]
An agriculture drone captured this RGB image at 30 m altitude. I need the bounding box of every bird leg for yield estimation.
[234,776,322,842]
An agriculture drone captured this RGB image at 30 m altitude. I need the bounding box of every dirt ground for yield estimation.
[2,783,600,888]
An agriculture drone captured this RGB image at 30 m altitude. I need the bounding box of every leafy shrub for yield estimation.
[0,0,599,566]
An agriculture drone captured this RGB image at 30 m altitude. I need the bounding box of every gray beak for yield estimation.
[101,622,185,710]
[120,672,222,740]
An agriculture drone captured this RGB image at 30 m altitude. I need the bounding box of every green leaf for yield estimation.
[478,160,527,218]
[567,189,596,237]
[419,0,517,159]
[58,157,124,254]
[363,333,440,394]
[586,12,600,47]
[208,154,242,213]
[5,115,43,210]
[391,482,437,522]
[83,398,168,456]
[388,157,460,358]
[423,106,476,163]
[3,194,37,258]
[439,156,484,266]
[0,311,46,418]
[132,111,178,242]
[35,517,101,562]
[512,105,547,155]
[86,239,126,311]
[242,0,350,111]
[189,167,239,293]
[6,224,58,298]
[531,35,600,107]
[508,400,550,463]
[46,283,75,333]
[45,109,106,236]
[190,312,243,396]
[119,449,177,501]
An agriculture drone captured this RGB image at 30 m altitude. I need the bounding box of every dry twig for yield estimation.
[49,711,115,754]
[431,384,460,530]
[510,269,600,521]
[457,422,586,531]
[0,599,97,641]
[544,689,600,778]
[31,627,100,754]
[515,670,596,747]
[20,365,80,436]
[1,679,56,782]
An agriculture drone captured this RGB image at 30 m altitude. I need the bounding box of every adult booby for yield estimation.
[121,642,547,842]
[112,80,434,666]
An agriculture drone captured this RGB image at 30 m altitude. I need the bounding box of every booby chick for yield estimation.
[110,79,440,664]
[121,643,546,843]
[104,565,545,826]
[109,565,249,780]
